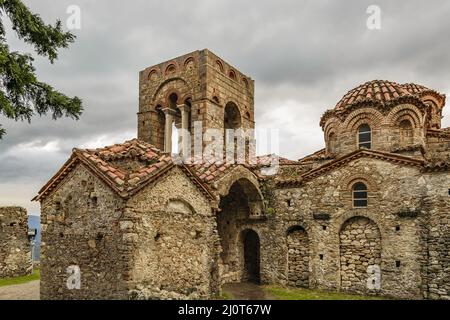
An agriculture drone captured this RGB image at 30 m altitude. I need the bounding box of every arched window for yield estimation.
[352,182,368,207]
[328,132,337,154]
[399,120,413,145]
[358,124,372,149]
[165,64,176,75]
[229,70,236,80]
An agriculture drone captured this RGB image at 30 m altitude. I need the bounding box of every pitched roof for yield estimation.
[33,139,216,202]
[276,149,425,187]
[298,148,335,163]
[256,154,298,165]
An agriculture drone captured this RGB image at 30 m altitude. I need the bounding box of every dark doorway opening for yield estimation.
[242,229,260,283]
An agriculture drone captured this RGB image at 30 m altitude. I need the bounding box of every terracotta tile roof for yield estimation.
[190,160,235,184]
[401,83,430,95]
[335,80,410,109]
[256,154,298,165]
[34,139,216,202]
[334,80,445,110]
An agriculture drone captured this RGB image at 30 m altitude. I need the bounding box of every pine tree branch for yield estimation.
[0,0,75,63]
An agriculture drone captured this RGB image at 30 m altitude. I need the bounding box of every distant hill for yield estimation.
[27,215,40,261]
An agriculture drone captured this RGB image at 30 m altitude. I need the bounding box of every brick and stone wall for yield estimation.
[287,227,309,287]
[422,171,450,299]
[0,206,31,278]
[126,167,219,299]
[40,164,129,299]
[339,216,381,295]
[270,158,429,299]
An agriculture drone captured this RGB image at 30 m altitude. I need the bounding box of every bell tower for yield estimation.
[137,49,255,156]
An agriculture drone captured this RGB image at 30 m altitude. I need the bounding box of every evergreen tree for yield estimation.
[0,0,82,139]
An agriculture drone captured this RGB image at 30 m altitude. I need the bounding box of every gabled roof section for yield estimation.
[33,139,216,202]
[276,149,425,187]
[256,154,298,165]
[298,148,335,163]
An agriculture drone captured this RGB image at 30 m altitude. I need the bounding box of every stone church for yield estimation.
[35,49,450,300]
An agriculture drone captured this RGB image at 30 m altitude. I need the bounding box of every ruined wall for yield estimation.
[126,167,219,299]
[0,206,31,278]
[271,158,427,299]
[40,164,129,299]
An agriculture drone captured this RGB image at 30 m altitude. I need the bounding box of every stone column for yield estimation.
[162,108,175,153]
[177,104,191,156]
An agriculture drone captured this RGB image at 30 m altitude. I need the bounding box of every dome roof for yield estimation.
[335,80,441,109]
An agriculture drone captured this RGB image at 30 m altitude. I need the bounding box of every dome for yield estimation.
[335,80,410,109]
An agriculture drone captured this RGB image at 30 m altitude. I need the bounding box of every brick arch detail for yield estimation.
[385,104,424,128]
[152,77,192,104]
[340,174,378,192]
[341,108,384,133]
[323,117,342,141]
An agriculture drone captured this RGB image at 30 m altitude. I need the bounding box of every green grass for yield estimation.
[265,286,387,300]
[0,269,40,288]
[218,290,233,300]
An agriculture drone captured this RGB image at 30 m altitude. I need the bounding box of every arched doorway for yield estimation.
[339,216,381,294]
[216,177,264,283]
[287,226,309,287]
[242,229,260,283]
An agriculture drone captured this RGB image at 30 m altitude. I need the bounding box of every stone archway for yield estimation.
[286,226,309,287]
[339,216,382,294]
[242,229,260,283]
[216,177,264,284]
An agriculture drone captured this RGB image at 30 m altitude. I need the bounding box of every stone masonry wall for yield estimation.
[287,227,309,287]
[0,206,31,278]
[423,171,450,299]
[270,157,427,299]
[126,167,219,299]
[339,216,382,295]
[40,164,129,299]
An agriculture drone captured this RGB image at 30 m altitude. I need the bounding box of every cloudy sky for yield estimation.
[1,0,450,215]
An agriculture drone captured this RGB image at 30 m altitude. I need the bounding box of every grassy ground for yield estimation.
[219,291,233,300]
[0,269,40,288]
[265,286,387,300]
